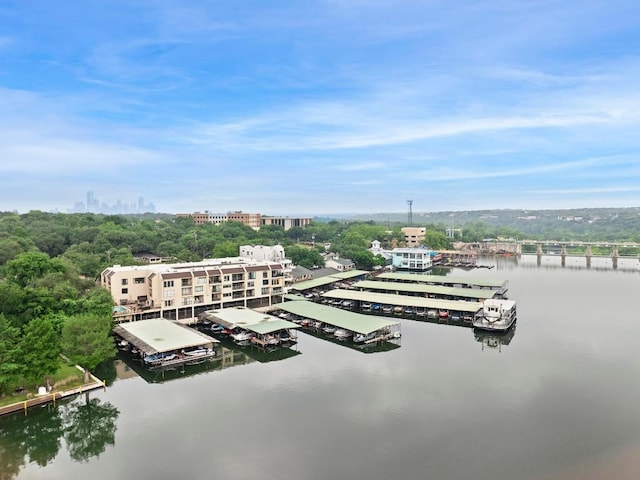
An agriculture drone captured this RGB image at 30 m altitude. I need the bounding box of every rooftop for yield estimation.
[352,280,496,300]
[275,300,399,335]
[200,307,300,335]
[377,272,507,289]
[113,319,218,356]
[322,289,483,313]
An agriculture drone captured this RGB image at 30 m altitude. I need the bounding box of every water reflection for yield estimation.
[300,327,401,353]
[0,395,119,479]
[116,340,301,384]
[474,323,517,352]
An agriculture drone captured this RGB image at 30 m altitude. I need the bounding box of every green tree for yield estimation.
[61,314,116,383]
[20,317,61,388]
[213,240,239,258]
[0,314,23,394]
[5,252,66,288]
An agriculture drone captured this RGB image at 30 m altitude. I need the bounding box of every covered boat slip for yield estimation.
[376,272,508,295]
[276,300,400,336]
[351,280,496,302]
[322,289,483,315]
[290,269,369,292]
[113,319,218,366]
[199,307,300,346]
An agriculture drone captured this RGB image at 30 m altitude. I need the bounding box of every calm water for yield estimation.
[3,256,640,480]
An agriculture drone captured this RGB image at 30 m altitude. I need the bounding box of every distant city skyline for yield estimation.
[1,2,640,213]
[67,191,156,215]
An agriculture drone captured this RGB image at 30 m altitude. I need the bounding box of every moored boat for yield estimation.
[473,299,517,332]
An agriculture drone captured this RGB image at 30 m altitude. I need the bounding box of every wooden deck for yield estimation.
[0,375,105,417]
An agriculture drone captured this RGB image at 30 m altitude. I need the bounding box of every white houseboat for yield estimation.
[473,299,517,332]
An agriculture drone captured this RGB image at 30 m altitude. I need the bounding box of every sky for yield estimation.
[1,0,640,215]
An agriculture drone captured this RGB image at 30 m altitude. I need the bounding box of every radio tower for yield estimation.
[407,200,413,225]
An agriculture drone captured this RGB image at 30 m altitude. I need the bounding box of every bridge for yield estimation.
[478,239,640,268]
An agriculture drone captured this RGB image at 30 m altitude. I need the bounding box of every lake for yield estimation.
[3,255,640,480]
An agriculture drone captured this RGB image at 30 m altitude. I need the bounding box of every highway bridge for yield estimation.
[477,239,640,267]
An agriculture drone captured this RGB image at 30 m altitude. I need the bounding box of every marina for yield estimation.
[9,258,640,480]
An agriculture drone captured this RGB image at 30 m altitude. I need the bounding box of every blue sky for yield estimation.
[1,1,640,215]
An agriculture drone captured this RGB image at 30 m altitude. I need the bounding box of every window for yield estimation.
[195,286,203,293]
[163,290,175,299]
[223,275,230,282]
[164,299,174,307]
[181,278,191,287]
[262,272,268,278]
[197,277,206,285]
[121,288,128,294]
[261,288,269,295]
[163,280,174,288]
[134,277,145,284]
[262,279,269,286]
[121,278,128,286]
[182,287,192,296]
[249,272,256,279]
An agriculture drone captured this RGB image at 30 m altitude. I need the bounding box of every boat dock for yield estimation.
[351,279,498,302]
[375,272,508,296]
[275,299,401,353]
[113,318,219,368]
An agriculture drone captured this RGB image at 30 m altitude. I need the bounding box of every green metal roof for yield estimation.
[291,276,341,291]
[322,289,483,313]
[291,269,370,291]
[377,272,507,289]
[275,300,399,335]
[329,269,369,279]
[352,280,496,300]
[201,307,300,335]
[114,319,217,355]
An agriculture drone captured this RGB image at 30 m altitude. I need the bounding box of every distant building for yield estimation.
[401,227,426,247]
[262,216,312,231]
[324,255,355,272]
[134,253,173,264]
[176,211,311,231]
[239,244,293,290]
[369,240,393,264]
[390,247,434,271]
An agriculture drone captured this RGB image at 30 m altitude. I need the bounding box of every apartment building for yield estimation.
[401,227,427,247]
[101,258,286,323]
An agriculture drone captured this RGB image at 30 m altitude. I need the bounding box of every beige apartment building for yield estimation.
[101,258,286,323]
[401,227,427,247]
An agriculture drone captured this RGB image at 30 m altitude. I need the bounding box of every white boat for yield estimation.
[231,331,253,342]
[184,347,213,357]
[323,325,336,334]
[334,329,352,339]
[473,299,517,332]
